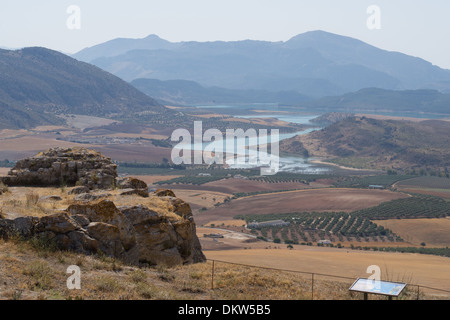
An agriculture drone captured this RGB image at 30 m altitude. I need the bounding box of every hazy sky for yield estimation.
[1,0,449,69]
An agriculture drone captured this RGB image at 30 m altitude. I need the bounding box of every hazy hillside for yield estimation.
[130,78,309,105]
[280,116,450,172]
[0,47,165,129]
[73,34,180,62]
[299,88,450,115]
[74,30,450,98]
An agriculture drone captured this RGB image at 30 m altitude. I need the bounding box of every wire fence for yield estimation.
[206,259,450,300]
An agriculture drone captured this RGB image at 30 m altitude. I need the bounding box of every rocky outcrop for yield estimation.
[0,196,206,267]
[117,177,148,190]
[1,147,117,190]
[154,189,176,197]
[117,177,149,198]
[68,186,90,195]
[0,149,206,267]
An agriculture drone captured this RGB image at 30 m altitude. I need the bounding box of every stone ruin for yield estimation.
[1,147,117,189]
[0,147,206,266]
[0,197,206,267]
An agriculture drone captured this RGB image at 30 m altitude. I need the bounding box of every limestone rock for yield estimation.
[74,193,111,202]
[35,212,80,234]
[68,186,90,195]
[67,200,136,252]
[0,192,205,267]
[86,222,123,257]
[117,177,147,190]
[120,188,149,198]
[39,195,63,202]
[154,189,176,197]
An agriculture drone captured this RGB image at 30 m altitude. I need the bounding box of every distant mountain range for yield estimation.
[0,47,165,129]
[130,78,309,106]
[73,31,450,98]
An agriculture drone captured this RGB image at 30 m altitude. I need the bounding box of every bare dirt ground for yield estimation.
[194,188,410,225]
[0,136,85,161]
[62,114,119,130]
[158,178,334,195]
[374,218,450,247]
[200,178,315,193]
[135,175,184,185]
[91,144,171,163]
[166,189,231,210]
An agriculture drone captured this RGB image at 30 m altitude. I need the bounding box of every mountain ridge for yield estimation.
[73,30,450,97]
[0,47,166,129]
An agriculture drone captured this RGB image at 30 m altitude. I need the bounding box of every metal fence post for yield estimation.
[211,260,215,290]
[311,273,314,300]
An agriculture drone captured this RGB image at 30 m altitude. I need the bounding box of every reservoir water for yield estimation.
[176,107,329,174]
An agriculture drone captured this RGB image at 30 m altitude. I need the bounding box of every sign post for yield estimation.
[349,278,407,300]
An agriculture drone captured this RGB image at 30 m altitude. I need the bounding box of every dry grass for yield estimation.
[0,235,446,300]
[136,175,184,185]
[204,247,450,297]
[0,184,448,300]
[0,186,186,220]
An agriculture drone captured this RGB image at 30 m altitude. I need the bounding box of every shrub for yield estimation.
[26,192,39,207]
[23,260,54,290]
[0,181,9,193]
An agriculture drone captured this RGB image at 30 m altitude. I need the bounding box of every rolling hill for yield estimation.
[280,116,450,172]
[299,88,450,115]
[130,78,309,105]
[0,47,165,129]
[74,30,450,98]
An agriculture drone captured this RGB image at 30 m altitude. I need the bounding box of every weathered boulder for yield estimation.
[39,195,63,202]
[67,200,136,252]
[86,222,122,257]
[0,195,205,267]
[1,147,117,190]
[120,188,149,198]
[36,212,80,234]
[119,199,205,266]
[74,193,111,202]
[68,186,90,195]
[154,189,176,197]
[117,177,147,190]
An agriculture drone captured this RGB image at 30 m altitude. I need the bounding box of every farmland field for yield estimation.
[194,188,409,225]
[396,176,450,189]
[204,246,450,295]
[395,176,450,198]
[374,218,450,247]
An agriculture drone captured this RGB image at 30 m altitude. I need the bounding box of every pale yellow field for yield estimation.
[204,219,247,227]
[168,189,232,209]
[0,167,9,176]
[375,218,450,247]
[0,136,83,152]
[205,247,450,295]
[135,175,184,185]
